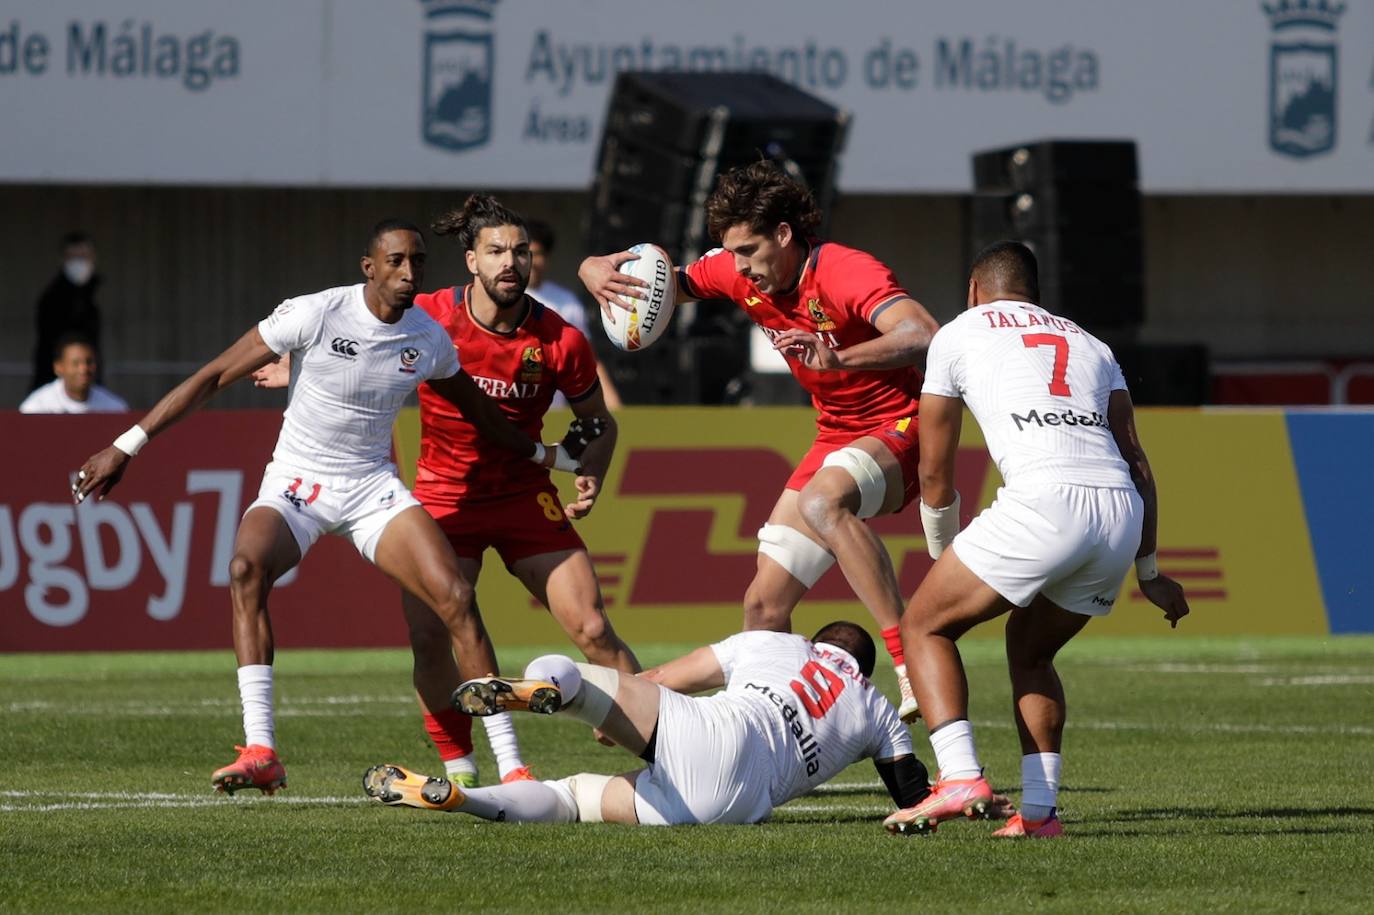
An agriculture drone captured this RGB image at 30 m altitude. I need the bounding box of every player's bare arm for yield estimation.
[916,392,964,510]
[772,298,939,372]
[639,645,726,693]
[252,352,289,389]
[1108,388,1191,627]
[578,250,649,315]
[426,368,576,473]
[73,326,279,503]
[563,387,618,520]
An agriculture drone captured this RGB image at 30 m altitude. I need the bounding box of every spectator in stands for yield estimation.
[20,333,128,413]
[32,232,105,392]
[526,220,622,409]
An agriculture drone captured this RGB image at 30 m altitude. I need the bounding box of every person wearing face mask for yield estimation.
[31,232,104,392]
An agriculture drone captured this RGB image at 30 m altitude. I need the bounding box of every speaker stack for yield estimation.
[969,140,1207,404]
[588,72,849,404]
[970,140,1144,328]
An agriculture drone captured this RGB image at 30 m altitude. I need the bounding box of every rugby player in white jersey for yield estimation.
[72,220,580,795]
[362,621,973,825]
[882,241,1191,838]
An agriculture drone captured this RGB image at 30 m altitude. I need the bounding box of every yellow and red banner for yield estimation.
[2,407,1368,651]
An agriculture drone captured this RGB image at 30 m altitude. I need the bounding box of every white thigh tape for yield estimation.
[821,447,887,519]
[757,523,835,588]
[556,772,613,824]
[570,663,619,729]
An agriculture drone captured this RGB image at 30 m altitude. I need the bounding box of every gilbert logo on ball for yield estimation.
[601,244,677,352]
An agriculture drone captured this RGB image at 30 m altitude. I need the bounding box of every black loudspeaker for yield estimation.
[970,140,1144,330]
[588,71,848,265]
[1111,343,1210,406]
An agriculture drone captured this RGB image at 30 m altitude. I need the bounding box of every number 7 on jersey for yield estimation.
[1022,333,1072,396]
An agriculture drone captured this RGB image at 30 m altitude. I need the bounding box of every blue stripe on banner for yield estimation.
[1286,412,1374,634]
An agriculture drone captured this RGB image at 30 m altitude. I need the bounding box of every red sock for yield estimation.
[423,707,474,761]
[880,625,905,668]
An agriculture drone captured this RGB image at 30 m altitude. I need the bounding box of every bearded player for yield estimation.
[408,195,639,785]
[256,197,638,786]
[580,161,939,721]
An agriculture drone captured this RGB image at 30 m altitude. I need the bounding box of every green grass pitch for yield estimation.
[3,635,1372,913]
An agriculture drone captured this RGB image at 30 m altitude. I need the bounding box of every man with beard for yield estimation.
[74,220,582,794]
[404,195,638,786]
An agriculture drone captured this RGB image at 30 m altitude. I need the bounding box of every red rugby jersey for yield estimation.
[413,286,600,502]
[679,241,922,434]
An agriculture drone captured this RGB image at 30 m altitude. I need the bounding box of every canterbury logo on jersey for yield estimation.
[330,338,360,358]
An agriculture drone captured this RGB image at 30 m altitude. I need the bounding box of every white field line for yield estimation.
[775,804,889,816]
[1257,674,1374,686]
[0,791,369,814]
[4,694,416,716]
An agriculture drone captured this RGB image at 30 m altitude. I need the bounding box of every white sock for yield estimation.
[455,779,577,823]
[444,756,478,781]
[929,719,981,781]
[480,713,525,779]
[1020,752,1062,821]
[236,664,275,749]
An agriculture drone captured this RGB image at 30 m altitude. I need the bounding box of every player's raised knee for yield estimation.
[227,553,266,592]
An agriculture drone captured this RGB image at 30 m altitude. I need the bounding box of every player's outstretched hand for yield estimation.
[71,446,131,504]
[771,328,840,370]
[579,252,647,318]
[565,475,600,520]
[1140,574,1191,629]
[252,354,290,389]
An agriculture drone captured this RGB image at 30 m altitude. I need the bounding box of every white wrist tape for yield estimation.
[530,442,580,473]
[1135,552,1160,582]
[112,425,149,457]
[919,493,961,560]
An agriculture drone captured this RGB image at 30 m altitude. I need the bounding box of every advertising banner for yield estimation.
[1,0,1370,191]
[3,407,1367,652]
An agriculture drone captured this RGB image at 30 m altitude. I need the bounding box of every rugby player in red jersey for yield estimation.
[579,162,939,721]
[410,195,638,785]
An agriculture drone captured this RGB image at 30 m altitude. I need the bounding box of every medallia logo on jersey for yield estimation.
[399,347,421,374]
[1263,0,1344,158]
[806,298,836,332]
[420,0,498,153]
[519,346,545,383]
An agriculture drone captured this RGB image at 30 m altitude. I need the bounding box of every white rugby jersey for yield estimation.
[257,284,460,476]
[922,300,1134,490]
[711,631,910,808]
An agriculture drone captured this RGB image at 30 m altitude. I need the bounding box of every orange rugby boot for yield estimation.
[500,766,536,784]
[211,744,286,795]
[993,812,1065,838]
[363,764,463,811]
[452,676,562,717]
[883,774,996,836]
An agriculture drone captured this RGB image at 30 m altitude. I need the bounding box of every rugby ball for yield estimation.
[600,243,676,352]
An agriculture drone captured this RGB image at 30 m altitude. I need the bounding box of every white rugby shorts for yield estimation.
[245,461,421,562]
[951,483,1143,616]
[633,688,777,826]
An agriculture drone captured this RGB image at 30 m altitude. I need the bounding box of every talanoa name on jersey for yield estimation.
[981,309,1082,334]
[471,375,541,399]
